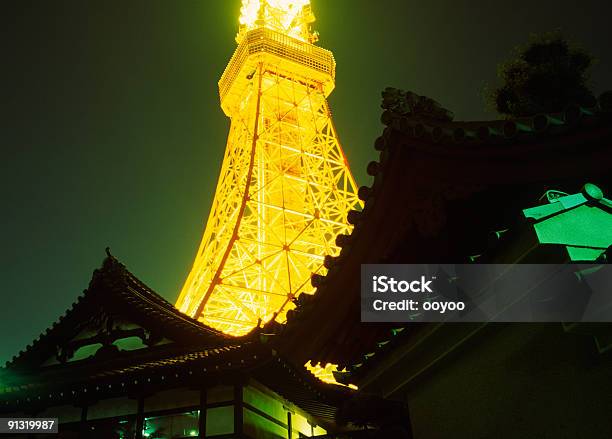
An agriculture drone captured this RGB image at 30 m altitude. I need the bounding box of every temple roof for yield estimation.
[273,89,612,369]
[0,339,349,426]
[0,253,353,426]
[4,251,233,372]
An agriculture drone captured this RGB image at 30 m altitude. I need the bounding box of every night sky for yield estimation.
[2,0,612,365]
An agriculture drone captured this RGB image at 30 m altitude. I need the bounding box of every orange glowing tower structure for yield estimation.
[176,0,361,336]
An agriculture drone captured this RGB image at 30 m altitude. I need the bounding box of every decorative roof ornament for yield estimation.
[524,183,612,262]
[539,190,570,204]
[582,182,605,201]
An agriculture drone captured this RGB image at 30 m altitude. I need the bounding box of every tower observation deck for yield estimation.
[176,0,361,336]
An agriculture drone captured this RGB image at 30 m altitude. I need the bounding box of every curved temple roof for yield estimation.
[272,88,612,371]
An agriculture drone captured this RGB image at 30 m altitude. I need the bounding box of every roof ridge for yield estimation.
[91,254,231,338]
[379,88,611,145]
[4,253,235,370]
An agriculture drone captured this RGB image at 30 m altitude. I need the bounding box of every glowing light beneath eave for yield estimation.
[305,361,358,389]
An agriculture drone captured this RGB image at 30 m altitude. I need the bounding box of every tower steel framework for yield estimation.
[176,0,361,336]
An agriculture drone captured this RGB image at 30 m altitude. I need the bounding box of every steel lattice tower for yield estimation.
[176,0,361,336]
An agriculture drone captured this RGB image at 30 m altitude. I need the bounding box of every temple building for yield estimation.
[0,254,357,438]
[4,0,612,436]
[2,88,611,438]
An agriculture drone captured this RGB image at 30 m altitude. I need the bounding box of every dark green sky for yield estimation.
[2,0,612,365]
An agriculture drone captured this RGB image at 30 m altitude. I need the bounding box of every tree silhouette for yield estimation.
[490,32,596,117]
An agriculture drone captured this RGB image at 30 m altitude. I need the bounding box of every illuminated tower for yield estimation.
[176,0,361,335]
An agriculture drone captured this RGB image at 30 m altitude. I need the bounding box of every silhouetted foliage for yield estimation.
[382,87,454,122]
[489,32,596,117]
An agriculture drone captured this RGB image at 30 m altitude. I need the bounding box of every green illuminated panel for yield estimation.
[206,406,234,436]
[566,246,606,261]
[243,407,287,439]
[523,188,612,262]
[532,205,612,249]
[292,411,319,438]
[113,336,147,351]
[144,411,199,438]
[244,386,288,424]
[71,343,103,361]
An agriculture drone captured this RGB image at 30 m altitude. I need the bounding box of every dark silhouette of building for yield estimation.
[273,89,612,438]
